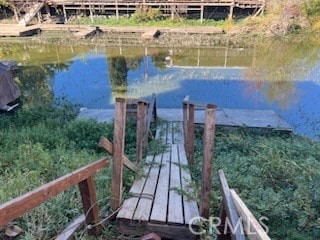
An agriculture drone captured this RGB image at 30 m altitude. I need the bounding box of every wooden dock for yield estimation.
[117,121,199,239]
[73,27,99,39]
[0,25,40,37]
[78,107,292,131]
[142,29,161,40]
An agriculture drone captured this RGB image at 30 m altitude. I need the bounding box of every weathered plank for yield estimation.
[230,189,270,240]
[218,170,245,240]
[73,28,97,39]
[0,158,108,226]
[168,144,184,224]
[167,122,174,144]
[178,144,200,225]
[55,214,86,240]
[116,170,148,220]
[136,101,147,162]
[133,154,161,221]
[200,104,216,218]
[142,29,160,39]
[111,98,126,211]
[78,176,101,235]
[99,136,139,172]
[150,151,170,223]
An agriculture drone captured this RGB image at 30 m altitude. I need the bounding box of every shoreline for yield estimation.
[0,23,318,48]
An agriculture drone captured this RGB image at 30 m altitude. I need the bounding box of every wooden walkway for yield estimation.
[117,121,199,239]
[78,108,292,131]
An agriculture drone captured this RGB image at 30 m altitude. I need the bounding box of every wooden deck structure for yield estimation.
[9,0,265,26]
[0,24,41,37]
[117,121,199,239]
[0,95,271,239]
[78,107,292,131]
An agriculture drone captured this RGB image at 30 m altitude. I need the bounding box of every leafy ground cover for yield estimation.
[0,102,138,239]
[192,127,320,239]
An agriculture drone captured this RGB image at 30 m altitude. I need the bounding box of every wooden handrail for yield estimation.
[230,189,270,240]
[146,93,157,135]
[217,170,270,240]
[0,157,109,227]
[218,170,245,240]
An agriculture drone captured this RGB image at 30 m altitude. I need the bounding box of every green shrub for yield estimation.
[304,0,320,17]
[131,7,163,22]
[193,127,320,239]
[0,102,138,239]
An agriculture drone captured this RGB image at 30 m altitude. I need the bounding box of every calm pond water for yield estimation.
[1,41,320,140]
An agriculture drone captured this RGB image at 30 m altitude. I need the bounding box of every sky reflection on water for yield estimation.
[53,53,320,140]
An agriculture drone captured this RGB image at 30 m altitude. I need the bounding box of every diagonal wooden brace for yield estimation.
[99,136,139,173]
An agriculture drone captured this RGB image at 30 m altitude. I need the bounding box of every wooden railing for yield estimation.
[182,95,217,218]
[218,170,270,240]
[0,94,157,238]
[0,157,109,237]
[182,96,270,240]
[102,95,157,211]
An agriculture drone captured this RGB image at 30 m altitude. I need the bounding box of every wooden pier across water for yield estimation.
[117,121,199,239]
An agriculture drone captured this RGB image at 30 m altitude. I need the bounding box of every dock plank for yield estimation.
[117,122,199,239]
[133,154,161,221]
[150,150,170,223]
[117,155,153,220]
[178,144,200,225]
[168,144,184,225]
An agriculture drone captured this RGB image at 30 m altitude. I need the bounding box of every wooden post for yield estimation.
[171,2,175,20]
[200,104,216,219]
[187,103,195,164]
[79,176,101,236]
[89,0,94,23]
[228,0,235,22]
[45,4,51,17]
[11,3,19,23]
[111,98,126,211]
[182,95,190,149]
[137,101,147,162]
[115,0,119,20]
[37,12,41,24]
[63,4,68,23]
[200,0,204,24]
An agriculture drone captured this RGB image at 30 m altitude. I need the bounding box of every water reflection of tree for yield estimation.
[17,63,70,107]
[244,40,320,109]
[108,56,142,99]
[108,56,128,99]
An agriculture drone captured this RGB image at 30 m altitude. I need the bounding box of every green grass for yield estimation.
[192,127,320,239]
[69,16,228,28]
[0,102,138,239]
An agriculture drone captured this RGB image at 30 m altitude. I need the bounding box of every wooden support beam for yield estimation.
[228,0,235,21]
[79,176,101,236]
[99,136,139,173]
[230,189,270,240]
[182,95,190,154]
[218,170,245,240]
[200,104,216,219]
[200,0,204,23]
[137,101,147,162]
[111,98,126,211]
[146,93,157,136]
[187,103,195,164]
[0,158,108,226]
[62,4,68,23]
